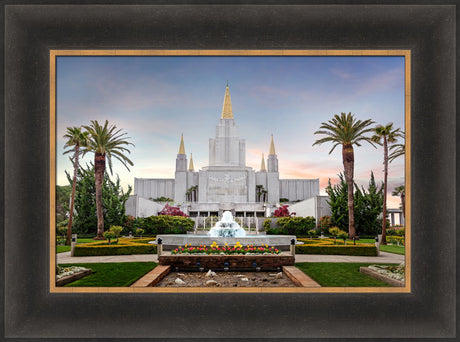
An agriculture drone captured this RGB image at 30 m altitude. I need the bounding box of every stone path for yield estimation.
[57,251,404,265]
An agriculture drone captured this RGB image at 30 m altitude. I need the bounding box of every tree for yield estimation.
[83,120,134,239]
[66,164,132,235]
[392,185,405,223]
[256,185,263,202]
[313,112,376,238]
[372,123,403,244]
[389,131,405,163]
[63,127,89,245]
[326,172,384,236]
[56,185,71,227]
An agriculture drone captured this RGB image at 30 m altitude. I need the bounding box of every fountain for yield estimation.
[156,211,296,249]
[208,211,246,238]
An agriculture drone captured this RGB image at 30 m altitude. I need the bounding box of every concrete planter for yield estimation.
[359,267,404,287]
[56,269,92,287]
[159,253,294,269]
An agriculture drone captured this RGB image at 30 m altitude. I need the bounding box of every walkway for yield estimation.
[57,251,404,265]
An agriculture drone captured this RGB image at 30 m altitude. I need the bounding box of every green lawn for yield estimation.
[354,239,405,255]
[296,262,397,287]
[56,238,102,253]
[379,244,405,255]
[59,262,157,287]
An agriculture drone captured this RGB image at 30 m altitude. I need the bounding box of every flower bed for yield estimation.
[171,241,281,255]
[295,238,378,256]
[368,264,405,281]
[73,237,157,256]
[56,266,92,286]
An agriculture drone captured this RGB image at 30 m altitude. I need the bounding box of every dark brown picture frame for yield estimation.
[2,2,456,340]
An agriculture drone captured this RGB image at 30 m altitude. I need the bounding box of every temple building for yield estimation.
[127,84,329,222]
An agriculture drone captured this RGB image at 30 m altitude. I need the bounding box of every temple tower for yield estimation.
[208,83,246,167]
[174,134,188,203]
[267,135,280,204]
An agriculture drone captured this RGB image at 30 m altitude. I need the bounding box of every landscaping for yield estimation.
[59,262,157,287]
[73,237,156,256]
[171,241,281,255]
[296,238,378,256]
[296,262,398,287]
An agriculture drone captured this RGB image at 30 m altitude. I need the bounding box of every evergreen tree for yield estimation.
[326,172,383,236]
[66,164,132,235]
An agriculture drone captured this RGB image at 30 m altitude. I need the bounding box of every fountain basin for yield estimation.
[159,252,295,270]
[156,234,297,250]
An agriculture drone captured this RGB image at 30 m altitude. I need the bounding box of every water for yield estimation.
[208,211,247,238]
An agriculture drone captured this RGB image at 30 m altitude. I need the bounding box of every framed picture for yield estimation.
[3,3,456,340]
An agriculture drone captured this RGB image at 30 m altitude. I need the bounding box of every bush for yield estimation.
[73,237,157,256]
[158,203,188,217]
[103,231,117,244]
[295,238,377,256]
[263,219,272,231]
[266,217,316,236]
[135,215,195,235]
[387,235,405,245]
[273,205,295,217]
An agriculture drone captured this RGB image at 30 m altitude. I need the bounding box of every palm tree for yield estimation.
[313,112,376,238]
[256,185,263,202]
[372,123,403,244]
[63,127,89,245]
[392,185,405,224]
[83,120,134,239]
[389,131,405,162]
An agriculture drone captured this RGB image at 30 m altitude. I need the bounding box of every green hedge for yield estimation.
[296,244,378,256]
[73,238,157,256]
[131,215,195,235]
[295,237,377,256]
[265,216,316,236]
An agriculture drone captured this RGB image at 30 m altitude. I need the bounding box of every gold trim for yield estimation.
[50,49,411,294]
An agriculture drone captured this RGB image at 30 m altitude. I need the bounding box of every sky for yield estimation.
[56,56,406,208]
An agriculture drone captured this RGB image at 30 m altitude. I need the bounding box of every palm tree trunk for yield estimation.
[342,144,356,238]
[381,138,388,245]
[66,145,79,245]
[401,192,405,223]
[94,153,106,239]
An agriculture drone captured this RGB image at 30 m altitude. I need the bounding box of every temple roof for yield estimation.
[221,83,234,119]
[178,134,185,155]
[188,153,195,171]
[269,135,276,155]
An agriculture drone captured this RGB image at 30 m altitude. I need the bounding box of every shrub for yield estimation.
[135,215,195,236]
[295,238,377,256]
[279,198,289,203]
[158,203,188,217]
[73,237,157,256]
[263,219,272,231]
[103,231,117,244]
[329,227,341,237]
[387,235,405,245]
[273,205,295,217]
[319,215,332,229]
[110,225,123,241]
[268,217,316,236]
[135,228,145,238]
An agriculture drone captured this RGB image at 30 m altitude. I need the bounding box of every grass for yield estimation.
[59,262,157,287]
[353,239,405,255]
[296,262,398,287]
[379,244,405,255]
[56,238,107,253]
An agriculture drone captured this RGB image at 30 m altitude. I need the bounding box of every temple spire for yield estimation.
[269,134,276,155]
[188,153,195,171]
[221,83,234,119]
[178,134,185,155]
[260,153,266,171]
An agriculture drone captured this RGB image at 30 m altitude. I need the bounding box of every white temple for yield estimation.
[127,84,328,220]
